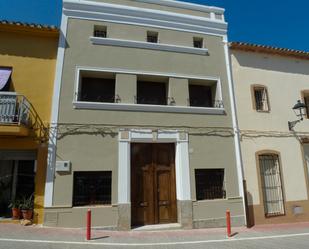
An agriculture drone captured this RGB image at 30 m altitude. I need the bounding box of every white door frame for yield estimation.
[118,129,191,204]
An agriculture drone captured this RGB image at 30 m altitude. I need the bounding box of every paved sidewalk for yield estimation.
[0,222,309,248]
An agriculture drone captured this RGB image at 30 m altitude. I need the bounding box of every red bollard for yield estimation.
[86,209,91,240]
[226,209,231,237]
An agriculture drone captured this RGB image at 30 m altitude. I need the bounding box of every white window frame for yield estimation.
[73,66,225,115]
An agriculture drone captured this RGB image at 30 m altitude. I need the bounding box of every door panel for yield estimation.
[131,143,176,227]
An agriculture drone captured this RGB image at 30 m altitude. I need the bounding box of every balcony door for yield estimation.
[131,143,177,227]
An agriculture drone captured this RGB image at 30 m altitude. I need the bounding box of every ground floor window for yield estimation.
[259,154,285,216]
[195,169,226,200]
[0,160,35,218]
[73,171,112,206]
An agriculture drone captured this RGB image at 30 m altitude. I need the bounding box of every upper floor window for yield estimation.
[189,84,212,107]
[193,37,203,48]
[137,81,167,105]
[147,31,158,43]
[0,67,12,92]
[302,92,309,118]
[195,169,226,200]
[94,25,107,38]
[252,85,269,112]
[79,75,115,103]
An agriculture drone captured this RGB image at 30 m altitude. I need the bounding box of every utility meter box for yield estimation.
[56,161,71,172]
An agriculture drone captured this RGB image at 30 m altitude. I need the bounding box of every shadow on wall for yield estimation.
[233,51,309,76]
[243,180,255,228]
[246,191,255,228]
[0,31,60,59]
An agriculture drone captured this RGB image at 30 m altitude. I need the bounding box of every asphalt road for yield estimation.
[1,233,309,249]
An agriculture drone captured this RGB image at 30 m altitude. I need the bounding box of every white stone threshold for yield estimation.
[132,223,181,231]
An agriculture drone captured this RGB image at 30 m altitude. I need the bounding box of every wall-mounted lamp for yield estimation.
[288,100,307,131]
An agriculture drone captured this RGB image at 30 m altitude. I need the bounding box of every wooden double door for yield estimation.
[131,143,177,226]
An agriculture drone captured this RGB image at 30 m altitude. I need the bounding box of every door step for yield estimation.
[132,223,181,231]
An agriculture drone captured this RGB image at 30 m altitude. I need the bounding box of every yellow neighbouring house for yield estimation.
[0,20,59,224]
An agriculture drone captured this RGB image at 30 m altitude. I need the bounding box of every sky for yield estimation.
[0,0,308,52]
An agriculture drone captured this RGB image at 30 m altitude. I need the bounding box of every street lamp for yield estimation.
[288,100,307,131]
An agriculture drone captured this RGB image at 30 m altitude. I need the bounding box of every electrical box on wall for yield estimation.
[56,161,71,172]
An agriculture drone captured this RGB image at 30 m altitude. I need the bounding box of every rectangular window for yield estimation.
[189,84,213,107]
[147,31,158,43]
[94,25,107,38]
[73,171,112,206]
[195,169,225,200]
[79,77,115,103]
[259,154,285,216]
[137,81,167,105]
[253,86,269,111]
[193,37,203,48]
[304,94,309,118]
[0,67,12,92]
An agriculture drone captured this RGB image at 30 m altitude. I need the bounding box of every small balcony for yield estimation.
[0,92,48,140]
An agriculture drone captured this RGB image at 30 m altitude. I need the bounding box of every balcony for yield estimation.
[0,92,48,141]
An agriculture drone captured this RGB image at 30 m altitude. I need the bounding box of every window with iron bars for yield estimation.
[147,31,158,43]
[259,154,285,216]
[195,169,226,200]
[254,86,269,111]
[73,171,112,206]
[94,25,107,38]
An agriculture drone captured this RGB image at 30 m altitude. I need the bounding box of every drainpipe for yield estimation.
[222,35,247,226]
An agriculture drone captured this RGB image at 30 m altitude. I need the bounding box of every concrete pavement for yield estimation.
[0,222,309,248]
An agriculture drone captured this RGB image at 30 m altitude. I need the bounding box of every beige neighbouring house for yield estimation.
[43,0,246,230]
[230,42,309,226]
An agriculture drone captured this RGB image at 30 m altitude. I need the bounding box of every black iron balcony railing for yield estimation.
[0,92,48,142]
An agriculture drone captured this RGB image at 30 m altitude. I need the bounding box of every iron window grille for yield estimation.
[259,154,285,217]
[193,37,203,48]
[73,171,112,206]
[254,87,269,111]
[94,26,107,38]
[147,31,158,43]
[195,169,226,200]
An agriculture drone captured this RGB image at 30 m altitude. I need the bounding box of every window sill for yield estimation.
[90,37,209,55]
[255,110,271,113]
[73,101,225,115]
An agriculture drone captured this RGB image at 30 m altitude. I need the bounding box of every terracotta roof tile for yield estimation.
[230,42,309,60]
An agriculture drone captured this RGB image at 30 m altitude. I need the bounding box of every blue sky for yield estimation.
[0,0,308,52]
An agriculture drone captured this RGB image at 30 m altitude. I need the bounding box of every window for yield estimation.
[147,31,158,43]
[303,93,309,118]
[73,171,112,206]
[259,154,285,216]
[195,169,226,200]
[79,77,115,103]
[94,25,107,38]
[193,37,203,48]
[253,86,269,111]
[0,67,12,92]
[137,81,167,105]
[189,84,213,107]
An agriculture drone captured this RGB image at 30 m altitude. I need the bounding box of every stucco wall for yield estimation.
[0,27,58,123]
[231,49,309,224]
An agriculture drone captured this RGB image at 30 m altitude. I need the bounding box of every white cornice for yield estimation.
[134,0,225,14]
[63,0,227,36]
[73,101,225,115]
[90,37,209,55]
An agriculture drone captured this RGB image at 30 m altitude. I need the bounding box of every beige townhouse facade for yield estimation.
[43,0,246,230]
[230,42,309,226]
